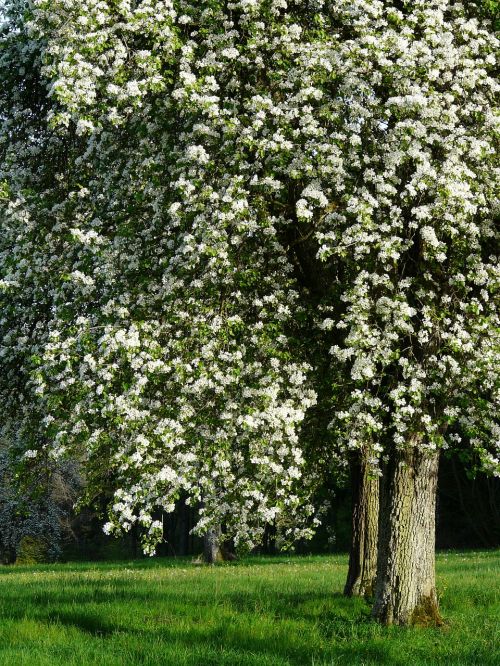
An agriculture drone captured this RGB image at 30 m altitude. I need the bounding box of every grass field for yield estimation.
[0,551,498,665]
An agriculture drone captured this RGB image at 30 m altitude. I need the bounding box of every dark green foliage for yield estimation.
[0,452,80,564]
[466,0,500,27]
[15,536,49,565]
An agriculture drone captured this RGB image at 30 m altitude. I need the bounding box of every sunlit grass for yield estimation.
[0,551,498,665]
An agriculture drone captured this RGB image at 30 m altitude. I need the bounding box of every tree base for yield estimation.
[410,596,443,628]
[344,576,376,599]
[203,527,236,564]
[374,593,443,627]
[372,446,441,627]
[344,451,379,600]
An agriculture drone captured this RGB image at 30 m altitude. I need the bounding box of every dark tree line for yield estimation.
[2,453,496,564]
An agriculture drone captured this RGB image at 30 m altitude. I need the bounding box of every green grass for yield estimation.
[0,551,498,665]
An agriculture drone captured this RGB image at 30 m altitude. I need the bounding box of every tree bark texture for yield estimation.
[372,442,441,626]
[344,450,379,597]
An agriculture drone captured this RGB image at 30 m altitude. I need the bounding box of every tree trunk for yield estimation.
[203,525,224,564]
[344,450,379,597]
[178,501,190,556]
[203,524,237,563]
[372,442,442,626]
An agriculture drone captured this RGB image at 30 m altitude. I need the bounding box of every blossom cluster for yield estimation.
[0,0,498,553]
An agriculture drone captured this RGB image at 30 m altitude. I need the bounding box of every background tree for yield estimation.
[0,448,80,564]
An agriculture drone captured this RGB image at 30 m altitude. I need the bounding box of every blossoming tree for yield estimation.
[0,0,319,559]
[1,0,498,626]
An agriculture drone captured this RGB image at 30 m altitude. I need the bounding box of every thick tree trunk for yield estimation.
[344,450,379,597]
[372,442,441,626]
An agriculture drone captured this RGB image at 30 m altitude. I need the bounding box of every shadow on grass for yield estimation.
[0,557,193,576]
[0,557,498,666]
[0,579,378,663]
[0,553,347,578]
[46,610,118,638]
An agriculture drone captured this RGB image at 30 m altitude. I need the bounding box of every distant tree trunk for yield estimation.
[203,525,236,563]
[178,502,190,556]
[203,526,224,564]
[262,522,277,555]
[344,450,379,597]
[0,546,16,565]
[372,442,442,626]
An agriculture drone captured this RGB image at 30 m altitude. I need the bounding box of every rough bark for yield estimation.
[344,450,379,597]
[372,442,442,626]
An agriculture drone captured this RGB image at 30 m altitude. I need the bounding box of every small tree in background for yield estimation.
[0,449,80,563]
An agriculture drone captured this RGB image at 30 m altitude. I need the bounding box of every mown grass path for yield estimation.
[0,551,498,665]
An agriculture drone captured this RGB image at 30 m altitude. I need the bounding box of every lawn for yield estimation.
[0,551,498,665]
